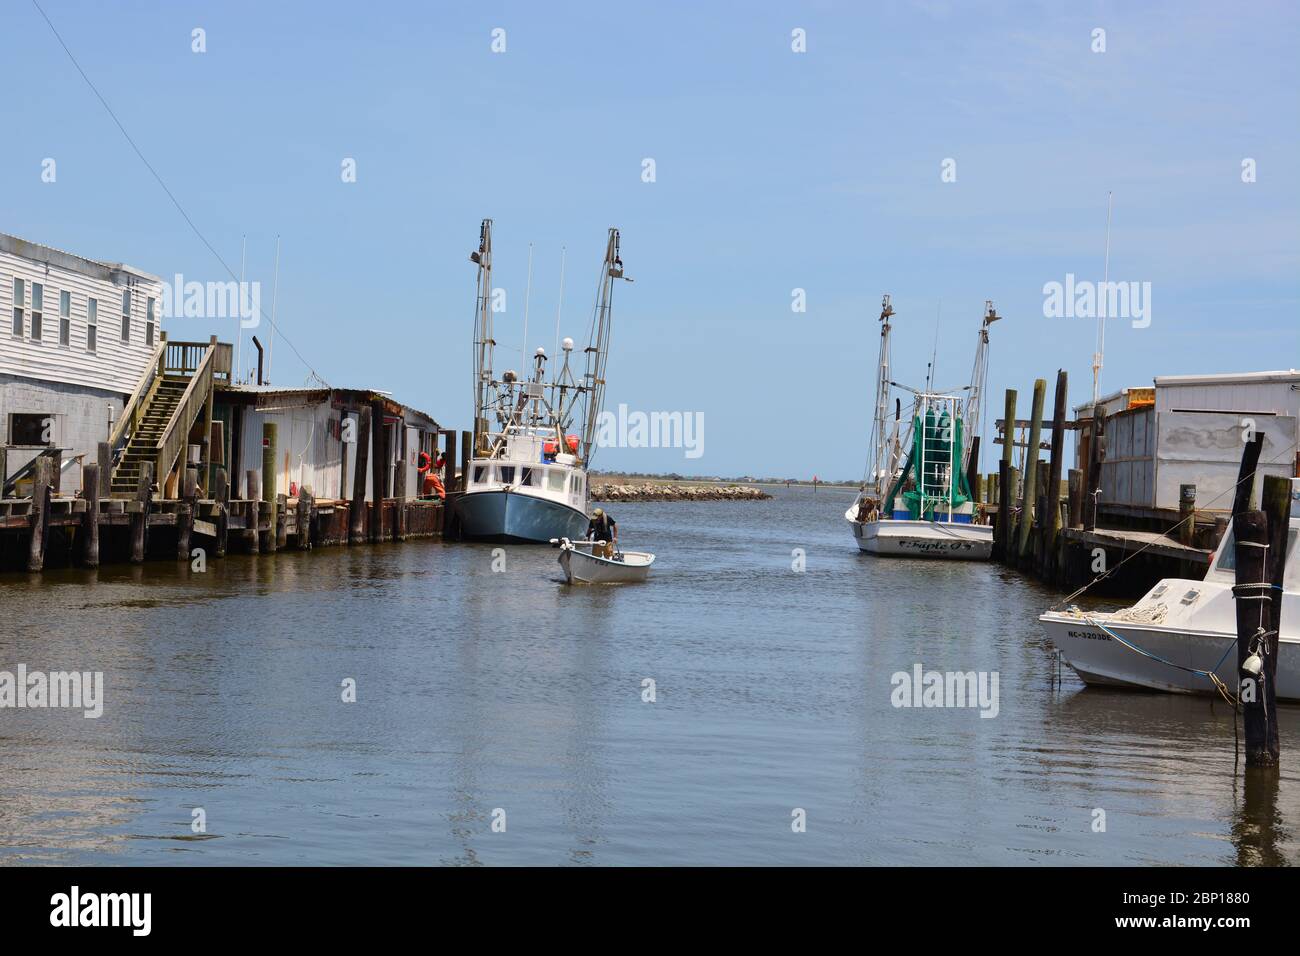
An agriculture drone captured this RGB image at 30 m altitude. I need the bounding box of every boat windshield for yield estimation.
[1211,524,1298,589]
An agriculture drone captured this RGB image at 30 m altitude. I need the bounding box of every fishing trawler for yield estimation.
[453,220,631,543]
[1039,481,1300,698]
[845,296,997,559]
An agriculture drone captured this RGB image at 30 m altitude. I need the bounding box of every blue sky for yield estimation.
[4,0,1297,479]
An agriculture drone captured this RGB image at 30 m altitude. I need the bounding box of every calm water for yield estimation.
[1,485,1297,865]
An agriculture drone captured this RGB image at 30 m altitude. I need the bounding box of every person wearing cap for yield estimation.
[586,508,617,558]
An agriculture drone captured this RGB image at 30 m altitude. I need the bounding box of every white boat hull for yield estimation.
[1040,610,1300,701]
[557,543,655,584]
[849,518,992,560]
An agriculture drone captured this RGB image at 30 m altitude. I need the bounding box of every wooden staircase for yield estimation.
[109,376,190,496]
[107,335,233,498]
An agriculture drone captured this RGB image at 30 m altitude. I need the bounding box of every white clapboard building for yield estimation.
[0,232,164,494]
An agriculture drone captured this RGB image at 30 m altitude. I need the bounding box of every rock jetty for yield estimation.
[591,482,771,502]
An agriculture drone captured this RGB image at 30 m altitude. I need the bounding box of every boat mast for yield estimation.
[471,218,494,453]
[580,227,628,463]
[869,295,895,495]
[962,299,999,471]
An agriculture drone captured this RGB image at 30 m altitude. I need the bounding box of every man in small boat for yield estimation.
[586,508,618,558]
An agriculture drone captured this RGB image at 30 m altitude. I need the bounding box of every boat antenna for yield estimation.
[553,245,566,365]
[522,242,533,375]
[1092,190,1113,404]
[926,300,941,392]
[237,234,246,383]
[267,234,280,384]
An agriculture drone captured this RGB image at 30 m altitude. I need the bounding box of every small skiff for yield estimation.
[551,537,655,584]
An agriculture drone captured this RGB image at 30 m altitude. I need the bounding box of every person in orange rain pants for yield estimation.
[422,454,446,500]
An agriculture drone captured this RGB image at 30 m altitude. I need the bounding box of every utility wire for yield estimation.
[31,0,330,387]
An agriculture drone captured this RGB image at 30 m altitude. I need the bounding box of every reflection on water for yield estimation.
[1,486,1297,865]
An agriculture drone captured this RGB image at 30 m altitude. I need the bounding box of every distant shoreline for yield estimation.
[591,472,858,490]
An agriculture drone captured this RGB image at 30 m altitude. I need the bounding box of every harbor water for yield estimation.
[2,485,1297,865]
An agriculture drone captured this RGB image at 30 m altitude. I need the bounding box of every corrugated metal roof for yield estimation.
[221,383,441,427]
[1154,369,1300,387]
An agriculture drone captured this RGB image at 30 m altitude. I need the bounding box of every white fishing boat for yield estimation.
[552,537,655,584]
[845,296,997,560]
[1039,481,1300,699]
[453,220,631,542]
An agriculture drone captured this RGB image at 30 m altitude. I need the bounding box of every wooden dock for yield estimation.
[0,450,459,573]
[979,371,1218,595]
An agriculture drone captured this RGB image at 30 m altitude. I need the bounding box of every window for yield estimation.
[59,290,71,346]
[572,475,584,496]
[11,277,23,337]
[10,413,53,446]
[146,296,156,346]
[31,283,42,340]
[121,289,131,343]
[87,297,98,352]
[520,467,535,486]
[499,466,515,484]
[546,470,566,492]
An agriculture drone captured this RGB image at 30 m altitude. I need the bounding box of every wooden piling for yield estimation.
[261,422,278,553]
[81,462,100,567]
[1045,370,1068,576]
[1232,433,1265,516]
[1035,459,1049,568]
[349,405,371,545]
[994,389,1017,560]
[1083,403,1106,530]
[275,493,288,550]
[215,467,229,558]
[1263,475,1292,645]
[394,419,408,542]
[97,441,112,497]
[177,466,197,561]
[245,469,260,554]
[1178,483,1197,547]
[370,399,387,543]
[130,462,153,563]
[297,489,314,550]
[460,430,472,492]
[1067,468,1083,529]
[965,435,982,507]
[1016,379,1046,560]
[27,456,52,572]
[443,430,456,492]
[1234,509,1278,767]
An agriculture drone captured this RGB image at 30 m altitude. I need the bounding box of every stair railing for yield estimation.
[154,336,220,489]
[108,332,168,455]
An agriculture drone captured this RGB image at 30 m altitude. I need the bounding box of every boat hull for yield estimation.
[559,547,654,584]
[454,489,590,544]
[849,518,992,560]
[1039,611,1300,701]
